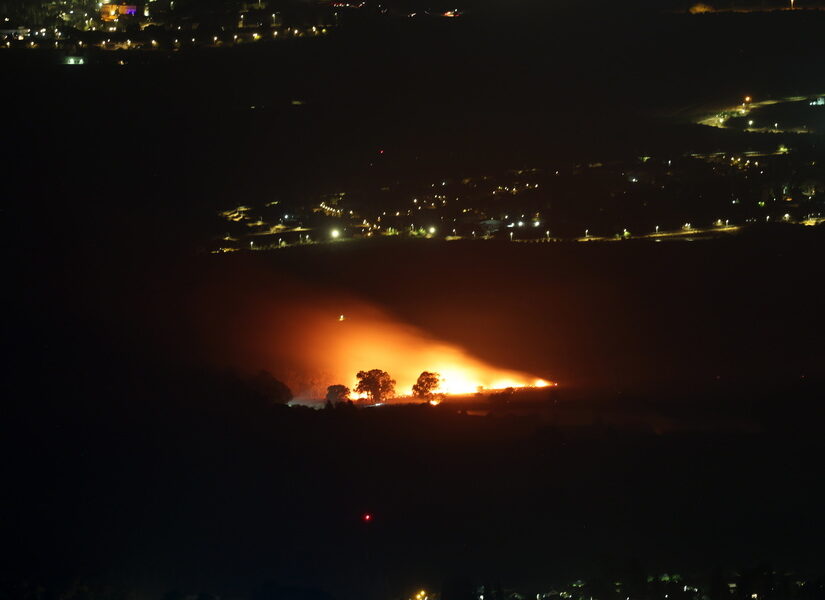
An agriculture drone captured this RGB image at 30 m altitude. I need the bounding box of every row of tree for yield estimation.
[244,368,441,407]
[325,369,441,406]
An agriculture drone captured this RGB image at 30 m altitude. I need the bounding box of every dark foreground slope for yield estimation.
[3,373,825,600]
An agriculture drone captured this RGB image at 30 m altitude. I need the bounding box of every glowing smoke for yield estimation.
[189,272,552,403]
[312,308,550,400]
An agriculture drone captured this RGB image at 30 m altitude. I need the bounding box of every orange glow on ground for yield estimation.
[345,342,553,402]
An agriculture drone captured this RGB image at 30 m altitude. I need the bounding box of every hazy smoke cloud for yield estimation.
[186,263,546,402]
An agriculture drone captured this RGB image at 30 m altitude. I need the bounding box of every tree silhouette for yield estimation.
[250,370,293,405]
[325,384,350,405]
[355,369,395,403]
[412,371,440,400]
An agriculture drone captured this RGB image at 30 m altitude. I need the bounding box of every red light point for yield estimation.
[379,149,384,154]
[362,513,372,523]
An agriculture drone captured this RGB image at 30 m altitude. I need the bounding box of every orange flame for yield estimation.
[333,312,553,402]
[193,277,553,403]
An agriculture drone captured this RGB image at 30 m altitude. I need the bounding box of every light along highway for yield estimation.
[695,92,825,134]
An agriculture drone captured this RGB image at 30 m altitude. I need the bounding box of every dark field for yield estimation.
[5,232,825,598]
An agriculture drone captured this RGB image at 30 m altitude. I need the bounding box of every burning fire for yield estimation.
[195,279,554,403]
[334,313,554,401]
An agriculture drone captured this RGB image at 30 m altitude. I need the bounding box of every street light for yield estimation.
[331,229,340,239]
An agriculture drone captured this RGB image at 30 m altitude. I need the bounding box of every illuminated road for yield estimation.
[499,224,743,243]
[215,223,756,254]
[695,92,825,134]
[571,224,741,242]
[211,215,825,254]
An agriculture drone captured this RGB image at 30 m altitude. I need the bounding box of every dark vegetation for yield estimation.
[3,352,825,600]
